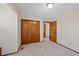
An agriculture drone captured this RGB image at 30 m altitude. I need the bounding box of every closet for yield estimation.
[21,19,40,45]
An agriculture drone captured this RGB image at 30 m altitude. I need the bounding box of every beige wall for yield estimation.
[0,4,18,55]
[7,3,23,51]
[57,7,79,52]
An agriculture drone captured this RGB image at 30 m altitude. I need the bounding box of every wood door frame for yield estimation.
[50,21,57,43]
[21,19,40,45]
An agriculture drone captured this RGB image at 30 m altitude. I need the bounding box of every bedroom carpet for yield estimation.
[9,39,79,56]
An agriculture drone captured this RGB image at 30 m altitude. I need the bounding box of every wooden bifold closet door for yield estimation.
[21,20,40,45]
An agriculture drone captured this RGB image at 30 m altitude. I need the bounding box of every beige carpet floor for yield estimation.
[9,39,79,56]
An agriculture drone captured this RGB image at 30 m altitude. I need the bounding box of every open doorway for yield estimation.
[43,21,50,41]
[43,21,57,43]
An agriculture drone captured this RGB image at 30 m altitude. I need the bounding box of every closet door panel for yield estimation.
[21,20,27,44]
[31,21,40,43]
[30,21,35,43]
[26,21,31,43]
[35,21,40,42]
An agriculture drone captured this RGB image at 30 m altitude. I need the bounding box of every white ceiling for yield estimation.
[15,3,79,20]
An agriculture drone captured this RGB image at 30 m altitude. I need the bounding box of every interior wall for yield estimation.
[0,4,18,55]
[7,3,22,50]
[40,20,44,41]
[57,7,79,52]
